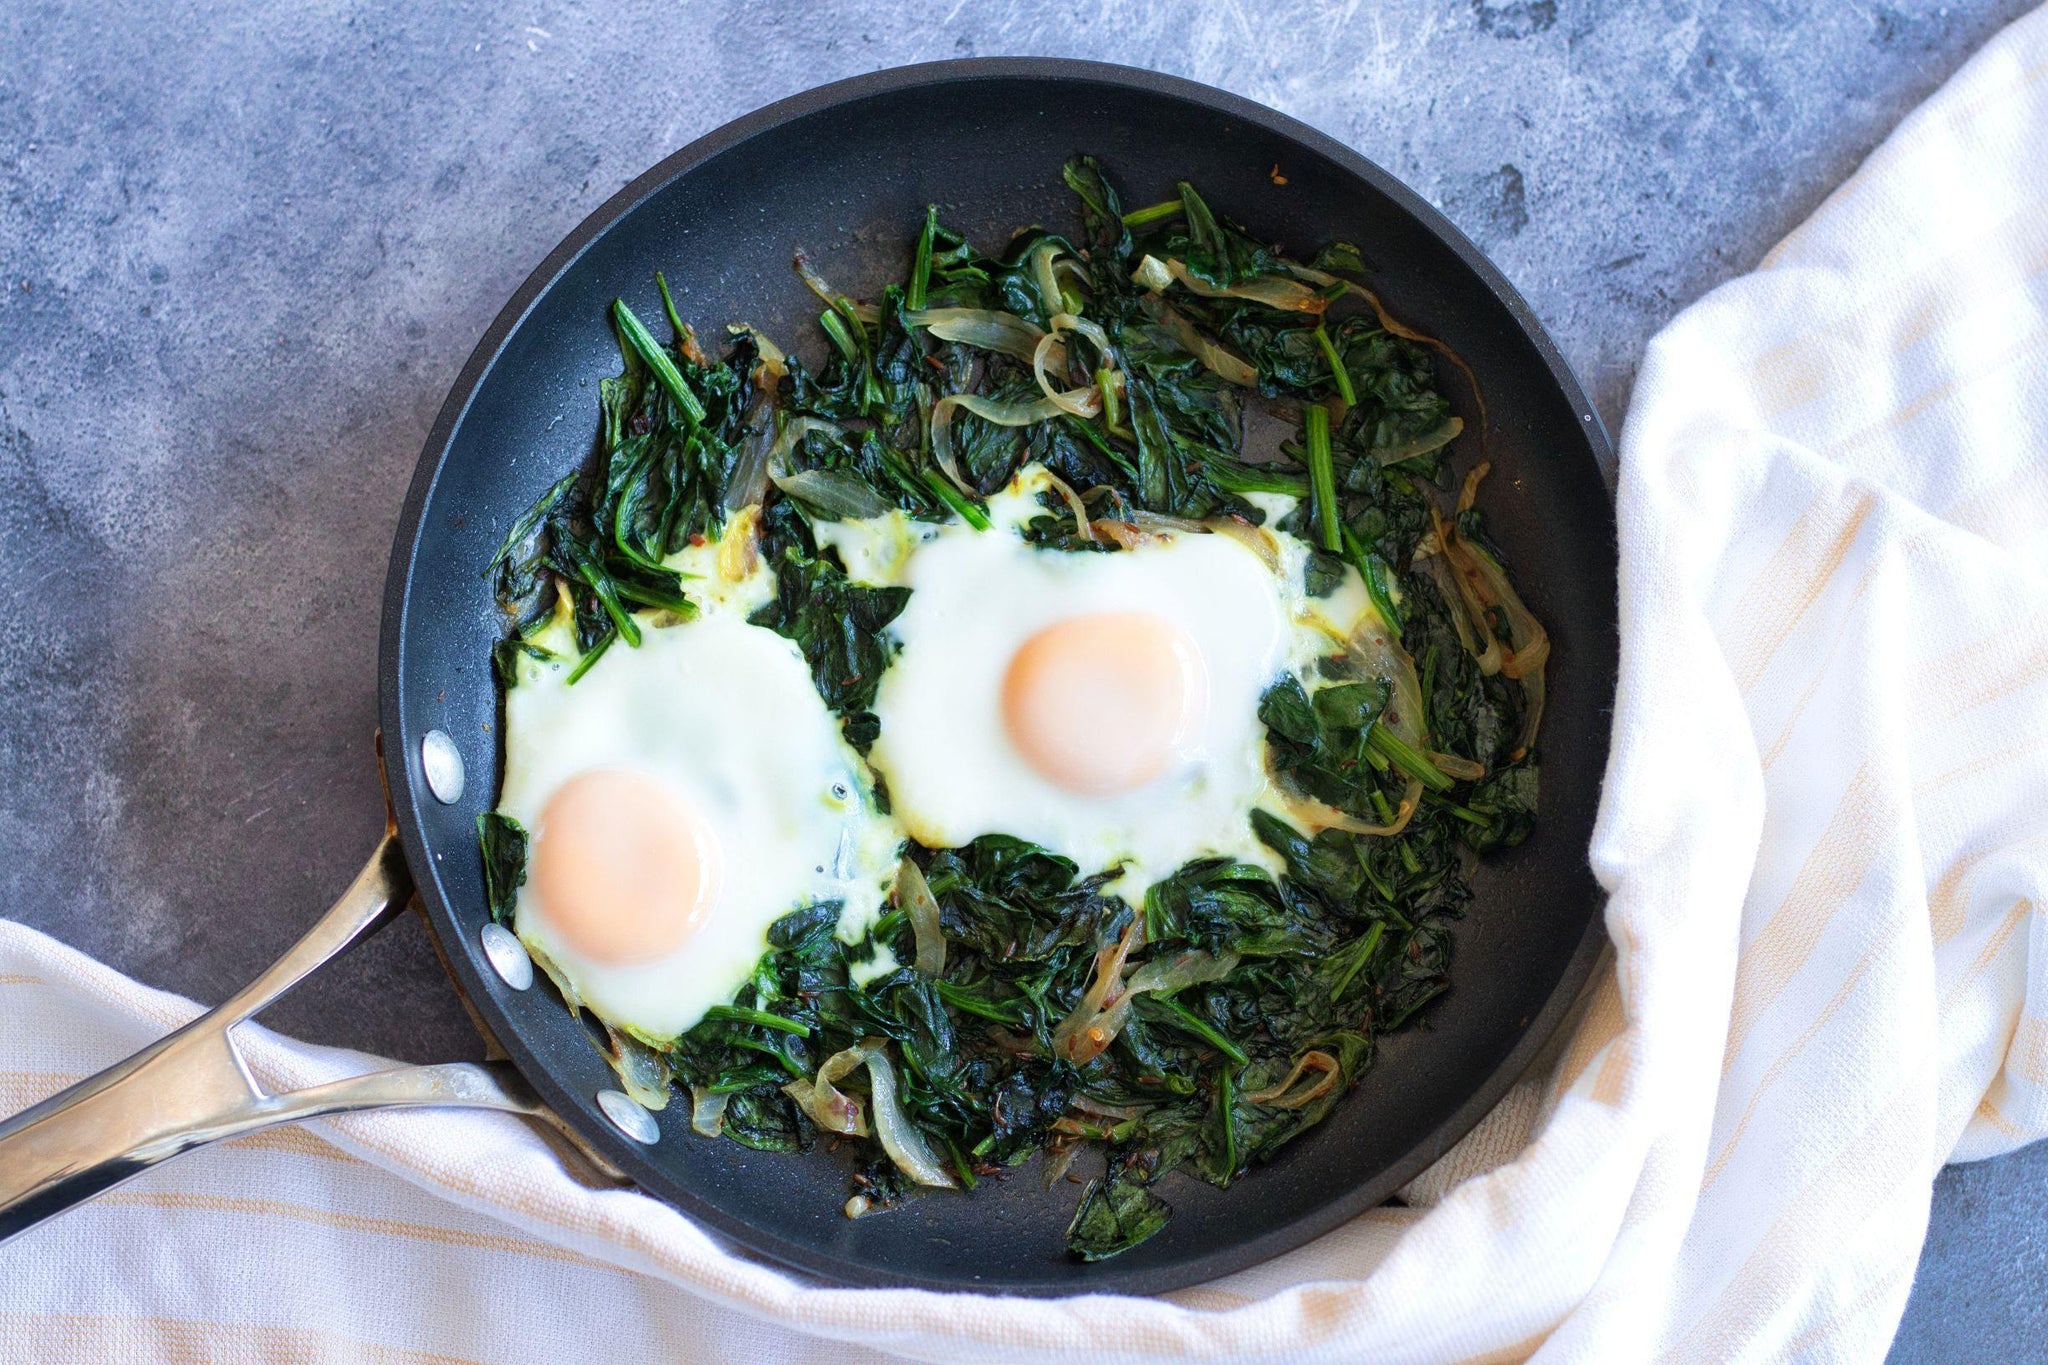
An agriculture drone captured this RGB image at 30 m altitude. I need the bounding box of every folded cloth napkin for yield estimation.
[6,6,2048,1360]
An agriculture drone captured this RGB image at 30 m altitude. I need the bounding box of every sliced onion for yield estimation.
[930,392,1067,493]
[1246,1050,1341,1109]
[1139,294,1256,386]
[1032,329,1102,417]
[1460,537,1549,725]
[1343,615,1429,749]
[1124,949,1240,997]
[751,416,884,520]
[719,326,793,509]
[715,503,760,581]
[1041,1142,1081,1189]
[1202,515,1283,574]
[784,1045,870,1137]
[1430,507,1507,679]
[1131,254,1175,292]
[1279,260,1343,288]
[763,415,845,472]
[1069,1095,1143,1121]
[1039,470,1094,543]
[1428,471,1550,757]
[1457,461,1488,515]
[1271,784,1420,838]
[1513,667,1548,762]
[792,248,879,324]
[1054,930,1242,1066]
[1089,519,1157,551]
[1375,416,1465,466]
[690,1086,729,1137]
[1166,258,1327,313]
[787,1040,957,1188]
[1051,311,1113,358]
[1420,553,1485,663]
[604,1026,672,1112]
[1027,240,1065,319]
[727,322,788,391]
[1430,504,1497,671]
[927,399,971,494]
[895,856,945,977]
[1053,921,1141,1064]
[722,411,779,515]
[1125,509,1206,536]
[1430,751,1488,782]
[905,307,1048,363]
[1067,950,1239,1065]
[1091,505,1283,574]
[858,1039,959,1188]
[770,467,895,520]
[1355,284,1489,440]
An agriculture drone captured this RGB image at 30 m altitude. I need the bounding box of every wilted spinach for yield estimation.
[478,153,1548,1264]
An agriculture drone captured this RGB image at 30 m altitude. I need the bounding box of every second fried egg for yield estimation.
[863,469,1373,900]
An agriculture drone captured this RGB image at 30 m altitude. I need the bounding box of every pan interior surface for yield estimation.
[381,62,1616,1296]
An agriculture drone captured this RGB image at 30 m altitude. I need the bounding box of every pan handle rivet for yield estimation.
[596,1089,660,1144]
[480,922,533,990]
[421,730,465,804]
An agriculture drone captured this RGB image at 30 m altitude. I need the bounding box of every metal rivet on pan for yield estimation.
[596,1089,659,1144]
[421,729,465,804]
[480,922,533,991]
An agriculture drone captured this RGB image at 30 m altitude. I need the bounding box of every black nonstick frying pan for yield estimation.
[0,58,1616,1296]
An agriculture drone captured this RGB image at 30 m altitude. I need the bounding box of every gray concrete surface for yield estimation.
[0,0,2039,1356]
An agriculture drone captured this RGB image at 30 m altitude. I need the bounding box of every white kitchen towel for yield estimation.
[6,3,2048,1359]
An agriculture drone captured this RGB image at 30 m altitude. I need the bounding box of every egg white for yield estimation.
[492,468,1388,1037]
[862,466,1383,902]
[497,548,900,1045]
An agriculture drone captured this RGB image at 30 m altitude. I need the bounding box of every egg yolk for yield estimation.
[1000,611,1209,795]
[530,768,721,965]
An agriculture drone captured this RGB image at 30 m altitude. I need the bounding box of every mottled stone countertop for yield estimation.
[2,1,2041,1355]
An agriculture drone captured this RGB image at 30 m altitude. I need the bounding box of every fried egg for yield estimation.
[495,544,901,1044]
[860,466,1379,901]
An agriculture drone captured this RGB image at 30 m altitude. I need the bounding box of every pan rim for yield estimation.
[378,55,1615,1297]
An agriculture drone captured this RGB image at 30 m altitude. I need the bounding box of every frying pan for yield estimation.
[0,58,1617,1296]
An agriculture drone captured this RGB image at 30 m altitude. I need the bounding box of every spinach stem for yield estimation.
[934,980,1025,1025]
[1095,366,1122,431]
[1213,1065,1239,1174]
[563,630,615,685]
[1313,325,1357,407]
[1121,199,1184,227]
[612,299,706,426]
[1199,444,1309,496]
[1367,723,1457,792]
[1332,921,1386,999]
[1151,995,1250,1065]
[654,271,688,340]
[704,1004,812,1037]
[1305,403,1341,552]
[1341,526,1403,638]
[818,308,862,365]
[1424,792,1493,827]
[946,1136,980,1189]
[908,205,937,311]
[1068,413,1137,477]
[922,469,990,530]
